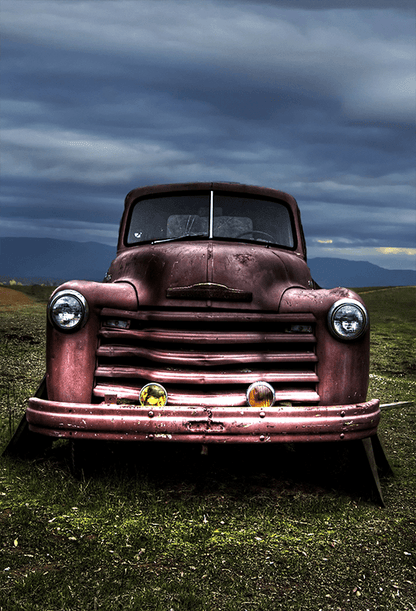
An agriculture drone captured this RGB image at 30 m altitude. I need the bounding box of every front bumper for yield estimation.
[27,398,380,443]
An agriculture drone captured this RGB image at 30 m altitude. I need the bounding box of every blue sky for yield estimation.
[1,0,415,270]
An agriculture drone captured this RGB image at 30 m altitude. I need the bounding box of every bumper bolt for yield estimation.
[148,411,154,418]
[259,435,265,442]
[259,411,266,418]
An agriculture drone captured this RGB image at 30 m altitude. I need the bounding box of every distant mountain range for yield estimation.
[309,257,415,288]
[1,237,415,288]
[0,238,116,284]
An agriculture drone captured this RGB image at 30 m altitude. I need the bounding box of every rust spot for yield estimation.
[234,253,253,265]
[186,420,225,432]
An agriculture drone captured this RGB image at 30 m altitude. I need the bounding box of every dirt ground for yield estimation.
[0,286,34,310]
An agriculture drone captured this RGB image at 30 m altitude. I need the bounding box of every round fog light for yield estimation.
[246,381,275,408]
[139,383,168,407]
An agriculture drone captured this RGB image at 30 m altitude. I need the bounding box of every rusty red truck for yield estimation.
[6,182,391,499]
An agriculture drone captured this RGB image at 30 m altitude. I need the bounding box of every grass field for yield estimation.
[0,285,415,610]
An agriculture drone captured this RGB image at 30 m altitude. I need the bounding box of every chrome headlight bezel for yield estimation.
[327,298,368,341]
[48,290,89,332]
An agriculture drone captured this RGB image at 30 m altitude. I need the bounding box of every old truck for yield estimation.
[5,182,392,500]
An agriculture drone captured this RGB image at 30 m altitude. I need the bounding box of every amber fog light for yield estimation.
[139,383,168,407]
[246,381,275,408]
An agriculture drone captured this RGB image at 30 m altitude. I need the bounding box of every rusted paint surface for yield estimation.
[46,281,137,403]
[280,287,370,405]
[109,241,312,310]
[27,397,380,442]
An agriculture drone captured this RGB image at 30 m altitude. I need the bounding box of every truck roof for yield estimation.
[124,182,299,210]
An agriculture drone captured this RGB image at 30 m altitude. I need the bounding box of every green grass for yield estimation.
[0,287,415,610]
[359,287,416,403]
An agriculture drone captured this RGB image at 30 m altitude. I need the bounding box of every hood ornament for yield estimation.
[167,282,252,301]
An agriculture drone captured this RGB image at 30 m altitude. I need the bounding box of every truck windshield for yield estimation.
[127,191,295,248]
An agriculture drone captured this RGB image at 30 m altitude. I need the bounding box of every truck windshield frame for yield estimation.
[126,190,296,249]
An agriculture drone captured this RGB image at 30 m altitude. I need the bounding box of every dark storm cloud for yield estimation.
[234,0,414,9]
[1,0,415,269]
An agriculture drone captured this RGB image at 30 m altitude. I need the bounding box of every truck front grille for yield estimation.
[93,309,319,406]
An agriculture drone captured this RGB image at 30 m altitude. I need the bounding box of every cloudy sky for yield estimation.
[1,0,415,270]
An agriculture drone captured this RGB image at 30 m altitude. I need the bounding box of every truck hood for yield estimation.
[109,241,312,310]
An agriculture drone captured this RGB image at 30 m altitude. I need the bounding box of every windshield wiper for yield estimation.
[150,234,207,245]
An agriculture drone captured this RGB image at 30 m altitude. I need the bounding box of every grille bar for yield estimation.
[100,308,316,324]
[95,365,318,385]
[99,328,316,344]
[96,344,317,366]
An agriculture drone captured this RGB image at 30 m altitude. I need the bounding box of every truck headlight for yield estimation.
[48,290,89,331]
[327,298,368,341]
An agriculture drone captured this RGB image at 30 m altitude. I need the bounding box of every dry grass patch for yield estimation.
[0,287,34,311]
